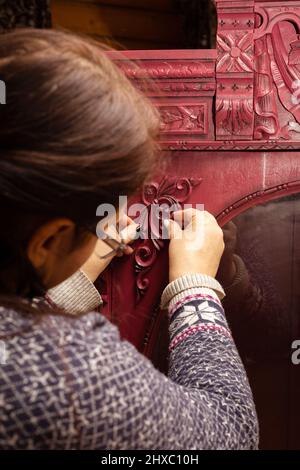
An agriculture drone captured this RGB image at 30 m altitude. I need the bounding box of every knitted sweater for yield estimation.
[0,270,258,450]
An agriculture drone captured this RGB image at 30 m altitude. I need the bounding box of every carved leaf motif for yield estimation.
[216,97,253,136]
[160,105,206,134]
[135,176,202,301]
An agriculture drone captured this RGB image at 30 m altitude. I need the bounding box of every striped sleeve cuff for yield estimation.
[46,269,102,315]
[160,273,225,310]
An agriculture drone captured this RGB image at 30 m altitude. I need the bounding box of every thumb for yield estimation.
[120,222,139,244]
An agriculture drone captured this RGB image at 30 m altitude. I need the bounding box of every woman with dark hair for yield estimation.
[0,29,258,450]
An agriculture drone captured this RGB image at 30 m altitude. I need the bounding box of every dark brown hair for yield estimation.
[0,28,160,302]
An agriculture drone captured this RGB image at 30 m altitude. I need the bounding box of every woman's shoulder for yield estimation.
[0,304,121,360]
[0,306,130,449]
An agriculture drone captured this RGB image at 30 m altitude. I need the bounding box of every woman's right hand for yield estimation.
[166,209,225,282]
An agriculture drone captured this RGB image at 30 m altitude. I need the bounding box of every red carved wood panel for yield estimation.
[100,0,300,450]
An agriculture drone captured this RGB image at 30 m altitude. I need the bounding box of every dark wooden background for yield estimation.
[0,0,216,50]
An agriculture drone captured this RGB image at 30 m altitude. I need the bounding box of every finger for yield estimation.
[105,224,121,242]
[176,209,205,233]
[117,214,136,232]
[164,218,182,240]
[172,208,209,231]
[172,208,198,227]
[120,221,139,244]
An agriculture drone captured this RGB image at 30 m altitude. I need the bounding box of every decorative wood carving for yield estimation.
[108,50,216,144]
[215,0,255,140]
[117,61,215,80]
[134,176,202,300]
[160,103,208,135]
[217,179,300,225]
[107,0,300,149]
[253,2,300,141]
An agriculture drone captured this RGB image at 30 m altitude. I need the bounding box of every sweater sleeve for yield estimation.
[46,286,258,450]
[46,269,102,314]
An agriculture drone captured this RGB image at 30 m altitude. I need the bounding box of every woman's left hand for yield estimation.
[81,215,139,282]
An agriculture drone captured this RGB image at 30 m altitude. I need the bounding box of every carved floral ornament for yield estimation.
[159,104,207,135]
[134,177,202,300]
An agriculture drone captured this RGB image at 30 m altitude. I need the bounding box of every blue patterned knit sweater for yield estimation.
[0,270,259,449]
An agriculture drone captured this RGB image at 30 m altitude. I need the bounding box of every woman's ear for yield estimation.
[26,218,97,289]
[26,218,76,277]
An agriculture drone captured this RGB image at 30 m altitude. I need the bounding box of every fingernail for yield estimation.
[163,219,170,228]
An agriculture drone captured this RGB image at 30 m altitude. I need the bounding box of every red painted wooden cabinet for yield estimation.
[100,0,300,450]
